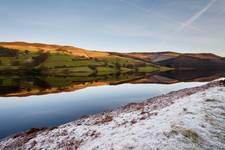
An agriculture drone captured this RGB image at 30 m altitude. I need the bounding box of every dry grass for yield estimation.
[94,115,113,124]
[0,42,109,58]
[170,124,201,143]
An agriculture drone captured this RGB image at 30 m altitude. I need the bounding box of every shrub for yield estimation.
[0,47,18,57]
[12,61,20,66]
[88,65,97,73]
[32,53,49,66]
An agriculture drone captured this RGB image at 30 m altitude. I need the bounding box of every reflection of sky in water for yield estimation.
[0,82,206,139]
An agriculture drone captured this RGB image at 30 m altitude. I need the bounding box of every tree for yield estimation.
[115,61,121,72]
[12,61,20,66]
[126,64,134,69]
[88,65,97,74]
[0,47,18,57]
[32,53,49,67]
[24,50,30,54]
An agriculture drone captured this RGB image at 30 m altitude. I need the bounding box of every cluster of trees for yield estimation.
[0,47,18,57]
[88,65,97,74]
[32,52,49,67]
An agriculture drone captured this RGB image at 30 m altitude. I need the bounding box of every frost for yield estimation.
[1,80,225,150]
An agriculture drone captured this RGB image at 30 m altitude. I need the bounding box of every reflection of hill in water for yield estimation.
[0,73,144,97]
[0,70,225,97]
[131,70,225,84]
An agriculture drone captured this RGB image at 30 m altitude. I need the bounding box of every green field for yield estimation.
[0,46,169,76]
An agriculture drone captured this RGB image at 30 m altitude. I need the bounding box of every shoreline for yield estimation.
[1,79,225,149]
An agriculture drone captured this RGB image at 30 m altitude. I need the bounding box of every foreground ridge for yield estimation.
[1,80,225,150]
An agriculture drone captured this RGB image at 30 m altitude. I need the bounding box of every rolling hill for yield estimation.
[1,42,224,76]
[0,42,169,76]
[125,52,225,70]
[0,42,109,58]
[1,42,225,97]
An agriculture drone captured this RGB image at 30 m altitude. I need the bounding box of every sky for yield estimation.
[0,0,225,56]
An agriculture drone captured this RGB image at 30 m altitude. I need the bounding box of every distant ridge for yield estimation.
[1,41,225,70]
[125,52,225,70]
[0,41,109,58]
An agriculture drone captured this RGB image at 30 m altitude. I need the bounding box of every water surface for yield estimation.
[0,70,224,139]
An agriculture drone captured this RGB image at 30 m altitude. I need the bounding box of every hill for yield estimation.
[1,42,224,74]
[125,52,225,70]
[0,42,169,76]
[0,42,109,58]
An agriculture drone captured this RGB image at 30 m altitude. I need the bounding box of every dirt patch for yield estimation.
[171,124,201,143]
[205,99,218,102]
[30,140,37,149]
[86,130,101,138]
[2,128,49,149]
[130,119,137,125]
[219,80,225,86]
[123,103,144,111]
[60,139,83,150]
[66,140,83,150]
[12,127,48,139]
[94,115,113,124]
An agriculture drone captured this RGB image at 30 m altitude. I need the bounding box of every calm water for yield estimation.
[0,70,224,139]
[0,82,205,139]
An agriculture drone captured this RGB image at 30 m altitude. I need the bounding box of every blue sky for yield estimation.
[0,0,225,56]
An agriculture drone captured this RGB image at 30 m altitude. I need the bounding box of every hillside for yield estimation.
[1,80,224,149]
[126,52,225,70]
[0,42,109,58]
[126,52,180,63]
[1,42,224,74]
[0,42,169,76]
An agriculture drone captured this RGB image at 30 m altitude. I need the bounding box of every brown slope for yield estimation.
[125,52,225,70]
[126,52,180,62]
[0,41,109,58]
[157,55,225,70]
[126,52,223,62]
[0,42,166,70]
[1,42,224,70]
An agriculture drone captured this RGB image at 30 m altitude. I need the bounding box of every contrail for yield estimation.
[159,0,217,48]
[118,0,217,50]
[118,0,200,32]
[177,0,217,32]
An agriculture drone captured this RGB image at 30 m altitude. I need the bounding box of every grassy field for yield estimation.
[0,42,175,76]
[0,44,171,76]
[0,43,173,96]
